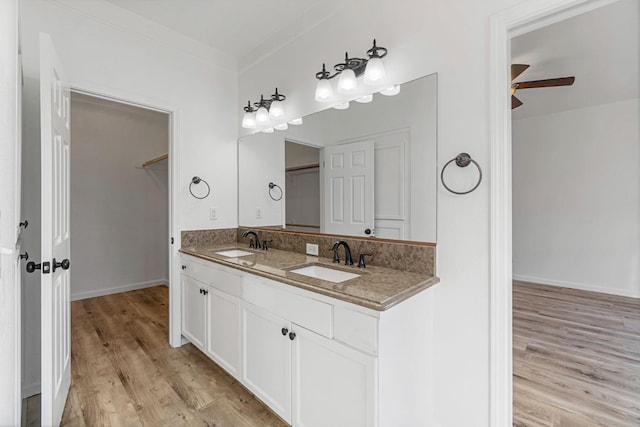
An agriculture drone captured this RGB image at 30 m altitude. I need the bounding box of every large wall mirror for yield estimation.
[238,73,437,243]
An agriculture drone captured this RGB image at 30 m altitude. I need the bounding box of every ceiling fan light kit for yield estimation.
[510,63,576,109]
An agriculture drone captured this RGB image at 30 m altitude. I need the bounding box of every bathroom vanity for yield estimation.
[179,240,438,427]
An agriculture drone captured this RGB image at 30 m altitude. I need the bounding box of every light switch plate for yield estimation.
[306,243,319,256]
[209,208,217,220]
[255,208,262,219]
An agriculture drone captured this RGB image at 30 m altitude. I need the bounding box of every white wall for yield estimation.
[0,0,21,423]
[239,0,513,424]
[70,92,169,300]
[513,98,640,297]
[238,132,286,227]
[19,0,238,396]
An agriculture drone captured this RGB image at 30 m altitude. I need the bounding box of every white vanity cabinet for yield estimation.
[181,274,207,350]
[180,253,432,427]
[180,255,242,377]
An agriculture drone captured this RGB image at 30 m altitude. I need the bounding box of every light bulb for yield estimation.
[288,117,303,125]
[275,122,288,131]
[333,102,350,110]
[269,100,284,118]
[337,68,357,94]
[241,111,256,129]
[315,79,334,102]
[255,105,270,124]
[355,94,373,103]
[364,57,386,85]
[262,127,274,133]
[380,84,400,96]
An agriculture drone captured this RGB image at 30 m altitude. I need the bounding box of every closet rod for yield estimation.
[142,153,168,167]
[285,163,319,173]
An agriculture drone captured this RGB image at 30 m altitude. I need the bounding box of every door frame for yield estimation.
[488,0,623,424]
[70,83,182,347]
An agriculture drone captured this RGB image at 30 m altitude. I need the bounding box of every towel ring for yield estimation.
[441,153,482,195]
[268,182,283,201]
[189,176,211,199]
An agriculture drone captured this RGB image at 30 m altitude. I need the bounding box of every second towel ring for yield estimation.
[268,182,283,201]
[441,153,482,195]
[189,176,211,199]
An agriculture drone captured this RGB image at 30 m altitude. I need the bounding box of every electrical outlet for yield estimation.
[306,243,319,256]
[255,208,262,219]
[209,208,217,220]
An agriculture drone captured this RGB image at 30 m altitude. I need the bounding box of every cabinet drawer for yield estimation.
[181,255,242,298]
[334,307,378,355]
[243,278,333,338]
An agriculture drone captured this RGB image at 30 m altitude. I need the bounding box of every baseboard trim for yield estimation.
[513,274,640,298]
[22,382,40,399]
[71,279,169,301]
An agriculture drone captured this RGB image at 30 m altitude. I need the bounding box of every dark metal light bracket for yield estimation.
[315,39,388,81]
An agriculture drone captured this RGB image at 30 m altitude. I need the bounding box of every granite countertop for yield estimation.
[180,244,439,311]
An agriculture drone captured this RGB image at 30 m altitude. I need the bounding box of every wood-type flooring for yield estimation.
[52,285,288,426]
[513,281,640,426]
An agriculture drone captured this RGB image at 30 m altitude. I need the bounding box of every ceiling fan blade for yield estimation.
[515,77,575,89]
[512,95,523,109]
[511,64,530,81]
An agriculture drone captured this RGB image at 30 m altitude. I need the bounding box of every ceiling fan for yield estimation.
[511,64,575,109]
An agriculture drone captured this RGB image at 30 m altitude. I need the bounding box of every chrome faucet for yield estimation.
[331,240,353,266]
[242,230,262,249]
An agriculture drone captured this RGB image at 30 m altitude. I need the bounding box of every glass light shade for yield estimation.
[364,57,386,85]
[355,94,373,103]
[288,117,303,125]
[275,122,288,131]
[380,84,401,96]
[315,79,334,102]
[337,68,357,94]
[255,106,270,124]
[269,100,284,118]
[241,111,256,129]
[333,102,350,110]
[262,127,274,133]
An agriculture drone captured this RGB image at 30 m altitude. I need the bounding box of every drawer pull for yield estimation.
[289,332,296,341]
[281,327,289,336]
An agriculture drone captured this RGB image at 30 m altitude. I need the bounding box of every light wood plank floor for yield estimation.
[513,281,640,426]
[31,285,288,427]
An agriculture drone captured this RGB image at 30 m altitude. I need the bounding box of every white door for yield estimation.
[39,33,71,427]
[323,140,375,236]
[241,303,292,423]
[292,326,377,427]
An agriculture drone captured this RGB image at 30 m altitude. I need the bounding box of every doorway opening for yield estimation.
[489,0,638,424]
[21,90,174,425]
[284,140,321,233]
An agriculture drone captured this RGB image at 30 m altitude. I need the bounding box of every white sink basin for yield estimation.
[215,249,254,257]
[289,265,360,283]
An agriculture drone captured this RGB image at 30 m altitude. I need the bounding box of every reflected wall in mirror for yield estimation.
[238,73,437,243]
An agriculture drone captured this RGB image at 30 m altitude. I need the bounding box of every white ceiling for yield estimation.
[511,0,639,119]
[102,0,351,69]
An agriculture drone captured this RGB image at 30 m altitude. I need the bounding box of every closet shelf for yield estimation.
[141,153,168,168]
[286,163,319,173]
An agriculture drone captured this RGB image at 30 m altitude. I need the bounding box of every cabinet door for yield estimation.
[206,288,240,377]
[292,326,377,427]
[181,274,206,350]
[241,303,292,423]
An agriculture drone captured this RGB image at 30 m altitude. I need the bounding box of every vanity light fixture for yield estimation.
[275,122,288,131]
[379,84,401,96]
[314,39,388,102]
[241,88,287,129]
[355,94,373,103]
[262,127,274,133]
[333,102,350,110]
[288,117,303,125]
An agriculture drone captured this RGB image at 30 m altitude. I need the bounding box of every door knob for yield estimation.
[19,252,29,261]
[26,262,41,273]
[53,258,70,272]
